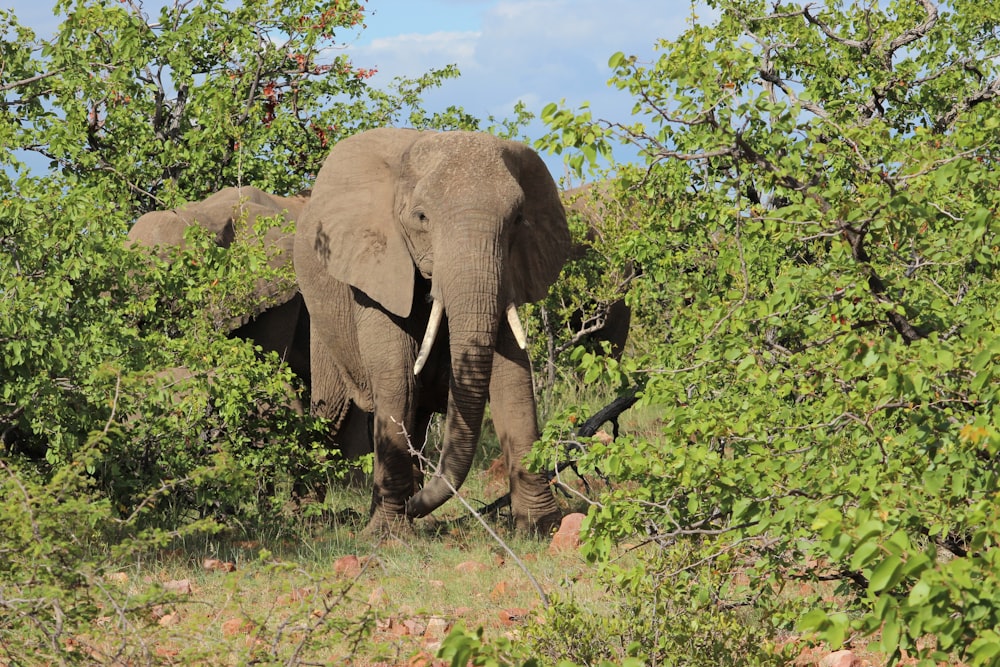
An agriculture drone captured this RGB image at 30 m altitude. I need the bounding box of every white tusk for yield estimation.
[506,303,527,350]
[413,298,444,375]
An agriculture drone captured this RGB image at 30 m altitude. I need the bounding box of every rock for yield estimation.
[403,618,427,636]
[424,616,450,639]
[819,650,861,667]
[455,560,487,573]
[549,512,586,553]
[498,608,530,625]
[333,554,362,578]
[157,611,181,627]
[202,558,236,572]
[162,579,193,595]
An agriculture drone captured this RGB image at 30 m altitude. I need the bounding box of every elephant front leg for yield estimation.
[360,319,421,537]
[367,412,420,535]
[489,327,562,536]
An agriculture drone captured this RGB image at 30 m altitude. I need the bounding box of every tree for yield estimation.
[532,0,1000,663]
[4,0,475,206]
[1,0,513,656]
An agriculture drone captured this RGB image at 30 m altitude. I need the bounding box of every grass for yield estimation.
[25,455,598,667]
[1,383,923,666]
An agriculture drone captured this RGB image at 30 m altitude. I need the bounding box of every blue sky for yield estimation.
[8,0,699,178]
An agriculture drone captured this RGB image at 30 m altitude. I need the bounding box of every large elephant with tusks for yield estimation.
[294,128,570,536]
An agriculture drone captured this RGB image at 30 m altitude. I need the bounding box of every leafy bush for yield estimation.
[527,0,1000,664]
[2,178,321,525]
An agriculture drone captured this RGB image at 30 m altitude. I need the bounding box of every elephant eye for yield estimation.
[414,210,429,225]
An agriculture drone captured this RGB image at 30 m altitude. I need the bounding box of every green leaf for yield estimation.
[851,540,881,570]
[869,555,903,594]
[907,580,931,606]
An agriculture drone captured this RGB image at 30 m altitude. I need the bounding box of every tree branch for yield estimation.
[0,68,64,94]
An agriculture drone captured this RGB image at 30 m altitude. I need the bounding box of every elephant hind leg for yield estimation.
[489,334,562,536]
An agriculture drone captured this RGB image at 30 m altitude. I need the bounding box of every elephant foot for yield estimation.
[510,472,563,536]
[362,510,415,540]
[513,505,563,537]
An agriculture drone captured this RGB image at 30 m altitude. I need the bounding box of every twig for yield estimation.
[479,385,642,517]
[0,68,65,93]
[395,419,550,608]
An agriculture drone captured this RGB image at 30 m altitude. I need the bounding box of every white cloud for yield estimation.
[358,30,481,80]
[346,1,705,170]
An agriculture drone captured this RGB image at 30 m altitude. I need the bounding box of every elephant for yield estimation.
[127,186,311,383]
[560,183,634,361]
[294,128,571,536]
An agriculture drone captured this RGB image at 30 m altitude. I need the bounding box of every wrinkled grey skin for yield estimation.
[294,128,570,536]
[128,186,311,382]
[562,184,634,361]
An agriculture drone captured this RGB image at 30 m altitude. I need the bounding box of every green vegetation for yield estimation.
[3,0,1000,665]
[527,0,1000,664]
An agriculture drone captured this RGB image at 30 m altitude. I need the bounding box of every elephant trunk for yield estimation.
[405,231,503,518]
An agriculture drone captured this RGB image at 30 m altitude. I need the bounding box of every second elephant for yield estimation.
[127,186,311,383]
[295,128,571,535]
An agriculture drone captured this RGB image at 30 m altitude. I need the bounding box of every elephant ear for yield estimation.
[188,186,281,247]
[302,128,423,319]
[127,210,192,248]
[197,188,302,315]
[505,141,571,304]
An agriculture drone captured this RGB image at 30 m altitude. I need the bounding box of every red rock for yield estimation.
[549,512,586,553]
[819,650,860,667]
[333,554,362,577]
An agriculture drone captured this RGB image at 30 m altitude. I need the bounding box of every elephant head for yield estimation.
[560,183,635,361]
[128,186,311,380]
[295,128,570,530]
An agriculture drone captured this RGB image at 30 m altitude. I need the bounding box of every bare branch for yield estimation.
[757,66,829,119]
[934,76,1000,131]
[651,146,738,162]
[885,0,939,60]
[0,68,64,94]
[802,3,873,52]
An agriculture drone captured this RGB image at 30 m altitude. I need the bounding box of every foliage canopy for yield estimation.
[526,0,1000,664]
